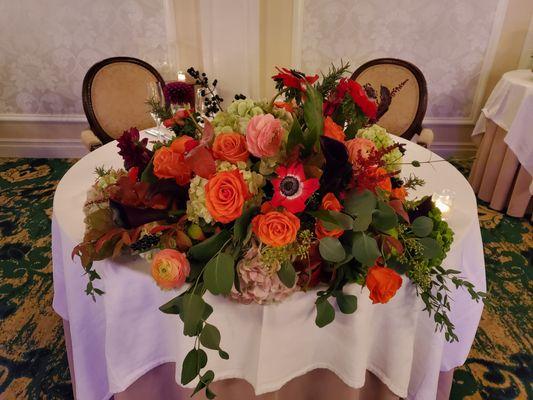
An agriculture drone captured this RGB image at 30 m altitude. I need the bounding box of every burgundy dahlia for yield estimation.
[163,81,195,106]
[117,128,153,171]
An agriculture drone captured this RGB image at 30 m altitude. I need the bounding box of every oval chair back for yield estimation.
[82,57,165,144]
[351,58,427,140]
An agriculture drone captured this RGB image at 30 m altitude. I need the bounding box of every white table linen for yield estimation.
[52,134,485,400]
[473,69,533,176]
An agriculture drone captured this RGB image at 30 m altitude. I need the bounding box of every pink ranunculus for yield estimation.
[151,249,190,290]
[245,114,284,158]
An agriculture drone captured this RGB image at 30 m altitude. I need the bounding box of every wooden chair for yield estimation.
[81,57,165,150]
[351,58,434,146]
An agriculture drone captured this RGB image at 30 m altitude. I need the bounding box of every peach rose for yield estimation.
[212,132,249,163]
[346,137,376,165]
[323,116,345,142]
[170,135,196,153]
[153,146,192,185]
[315,193,344,239]
[151,249,190,290]
[365,265,402,304]
[246,114,284,158]
[205,170,250,223]
[252,209,300,247]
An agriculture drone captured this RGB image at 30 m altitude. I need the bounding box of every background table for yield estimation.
[470,69,533,217]
[52,134,485,400]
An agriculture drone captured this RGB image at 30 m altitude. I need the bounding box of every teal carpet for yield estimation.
[0,157,531,399]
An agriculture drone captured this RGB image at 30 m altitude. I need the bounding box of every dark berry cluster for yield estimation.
[130,234,160,252]
[186,67,223,117]
[234,93,247,100]
[163,82,195,105]
[391,177,404,189]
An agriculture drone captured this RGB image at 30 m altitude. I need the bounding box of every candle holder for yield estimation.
[432,189,455,218]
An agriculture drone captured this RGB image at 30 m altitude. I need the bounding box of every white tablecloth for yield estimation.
[473,69,533,175]
[52,134,485,400]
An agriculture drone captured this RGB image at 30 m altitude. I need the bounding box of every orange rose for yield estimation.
[323,116,345,142]
[252,209,300,247]
[274,101,295,113]
[205,170,250,223]
[151,249,190,290]
[391,186,407,201]
[153,146,192,185]
[315,192,344,239]
[212,132,249,163]
[170,135,195,153]
[365,265,402,304]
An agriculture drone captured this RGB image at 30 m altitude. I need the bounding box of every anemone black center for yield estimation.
[280,176,299,196]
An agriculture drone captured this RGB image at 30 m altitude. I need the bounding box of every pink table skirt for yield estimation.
[469,119,532,218]
[63,320,454,400]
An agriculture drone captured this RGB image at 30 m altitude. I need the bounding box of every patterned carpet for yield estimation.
[0,157,531,400]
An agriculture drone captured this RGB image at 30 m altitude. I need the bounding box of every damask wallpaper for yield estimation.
[0,0,168,116]
[300,0,501,119]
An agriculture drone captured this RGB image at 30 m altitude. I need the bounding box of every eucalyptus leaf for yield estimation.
[204,253,235,295]
[411,216,434,237]
[419,237,442,259]
[310,210,353,230]
[188,230,231,262]
[159,295,182,315]
[277,261,296,288]
[352,213,373,232]
[372,202,398,232]
[319,237,346,263]
[315,298,335,327]
[344,189,377,217]
[351,232,380,266]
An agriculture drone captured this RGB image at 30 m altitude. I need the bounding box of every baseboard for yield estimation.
[430,141,477,159]
[0,138,88,158]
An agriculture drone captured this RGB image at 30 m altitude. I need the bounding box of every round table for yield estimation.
[52,134,485,400]
[470,69,533,217]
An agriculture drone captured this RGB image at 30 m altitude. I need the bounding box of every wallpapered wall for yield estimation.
[299,0,501,120]
[0,0,168,116]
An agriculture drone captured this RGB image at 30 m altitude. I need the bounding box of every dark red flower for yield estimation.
[272,67,319,91]
[271,163,319,213]
[163,81,195,106]
[117,128,153,171]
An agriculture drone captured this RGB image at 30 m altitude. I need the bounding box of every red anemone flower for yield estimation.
[271,163,319,213]
[272,67,319,91]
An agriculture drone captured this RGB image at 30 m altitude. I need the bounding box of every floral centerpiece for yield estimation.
[73,62,484,398]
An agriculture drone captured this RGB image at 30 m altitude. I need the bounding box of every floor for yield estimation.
[0,157,531,400]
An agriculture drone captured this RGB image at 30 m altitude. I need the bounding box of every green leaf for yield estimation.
[200,323,221,350]
[204,253,235,295]
[372,202,398,232]
[351,232,380,266]
[191,369,214,397]
[181,348,207,385]
[159,295,182,315]
[315,298,335,327]
[180,294,206,336]
[352,213,373,232]
[277,261,296,287]
[335,293,358,314]
[344,189,377,217]
[188,230,231,262]
[218,349,229,360]
[303,84,324,151]
[233,206,258,245]
[411,216,434,237]
[319,237,346,263]
[206,387,216,399]
[286,117,305,153]
[309,210,353,230]
[140,158,157,183]
[419,237,442,259]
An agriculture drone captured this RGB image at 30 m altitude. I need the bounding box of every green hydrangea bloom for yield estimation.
[357,124,403,172]
[212,99,264,134]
